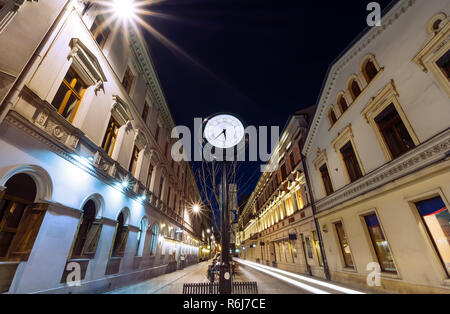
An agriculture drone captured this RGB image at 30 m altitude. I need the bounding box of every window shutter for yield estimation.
[81,219,103,259]
[7,203,48,261]
[116,226,130,257]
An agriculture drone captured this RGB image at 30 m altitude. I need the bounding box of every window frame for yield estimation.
[360,210,399,275]
[101,116,120,156]
[333,220,356,270]
[51,67,87,123]
[122,66,135,95]
[90,14,111,49]
[361,81,419,162]
[406,189,450,279]
[128,146,140,177]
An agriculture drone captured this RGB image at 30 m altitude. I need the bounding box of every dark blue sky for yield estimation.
[143,0,395,201]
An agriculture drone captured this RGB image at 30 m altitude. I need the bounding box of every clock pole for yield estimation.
[219,160,232,294]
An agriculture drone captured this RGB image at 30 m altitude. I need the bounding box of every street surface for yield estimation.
[107,259,368,294]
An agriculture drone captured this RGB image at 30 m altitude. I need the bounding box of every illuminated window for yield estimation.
[319,164,334,196]
[364,214,397,273]
[415,197,450,277]
[101,117,120,156]
[312,231,323,266]
[340,141,363,182]
[128,146,140,177]
[111,212,129,258]
[90,15,111,49]
[375,104,415,159]
[285,197,294,216]
[122,66,134,94]
[295,189,304,210]
[51,68,86,123]
[335,222,354,268]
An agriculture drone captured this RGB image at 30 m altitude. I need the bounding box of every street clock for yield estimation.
[203,113,245,149]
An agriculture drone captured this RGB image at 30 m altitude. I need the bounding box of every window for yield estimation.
[155,124,160,142]
[158,177,164,199]
[167,187,171,206]
[0,174,36,259]
[312,231,323,267]
[111,212,129,258]
[340,141,363,182]
[70,200,98,259]
[136,218,147,256]
[415,197,450,277]
[295,189,304,210]
[142,102,149,121]
[305,235,313,259]
[375,104,415,159]
[101,117,120,156]
[319,164,334,196]
[364,59,379,83]
[338,96,348,114]
[129,146,140,177]
[364,214,397,273]
[328,108,337,126]
[146,164,153,188]
[51,68,86,123]
[349,80,362,100]
[285,197,294,216]
[436,50,450,81]
[0,2,4,10]
[164,141,169,157]
[122,66,134,94]
[90,15,111,48]
[150,224,159,255]
[335,222,354,268]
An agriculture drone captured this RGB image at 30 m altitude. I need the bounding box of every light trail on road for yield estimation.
[236,259,365,294]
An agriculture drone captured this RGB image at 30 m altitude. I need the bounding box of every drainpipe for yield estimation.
[301,153,331,281]
[0,0,74,125]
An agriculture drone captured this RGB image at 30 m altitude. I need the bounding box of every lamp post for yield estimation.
[202,113,246,294]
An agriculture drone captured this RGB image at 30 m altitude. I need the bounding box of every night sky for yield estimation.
[142,0,396,202]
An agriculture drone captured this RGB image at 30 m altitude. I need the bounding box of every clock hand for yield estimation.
[212,129,226,141]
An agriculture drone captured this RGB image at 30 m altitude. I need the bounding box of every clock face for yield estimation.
[204,114,245,149]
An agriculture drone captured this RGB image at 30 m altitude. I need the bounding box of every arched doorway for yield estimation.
[0,173,46,261]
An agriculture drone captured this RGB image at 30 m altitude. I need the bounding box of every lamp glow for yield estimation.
[192,204,200,213]
[113,0,136,19]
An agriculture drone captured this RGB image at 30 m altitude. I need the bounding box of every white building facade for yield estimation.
[303,0,450,293]
[0,0,208,293]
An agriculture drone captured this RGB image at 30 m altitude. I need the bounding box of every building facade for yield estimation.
[0,0,209,294]
[236,107,327,278]
[303,0,450,293]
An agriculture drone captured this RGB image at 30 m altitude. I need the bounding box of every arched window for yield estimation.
[111,212,129,258]
[150,224,159,255]
[0,174,38,260]
[338,96,348,114]
[328,108,337,126]
[349,80,362,100]
[136,217,147,256]
[70,200,100,259]
[364,59,379,83]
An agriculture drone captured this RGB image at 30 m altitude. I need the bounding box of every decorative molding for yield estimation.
[68,38,107,89]
[315,128,450,213]
[111,95,133,126]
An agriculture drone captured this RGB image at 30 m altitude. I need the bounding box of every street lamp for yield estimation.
[192,204,201,214]
[112,0,137,20]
